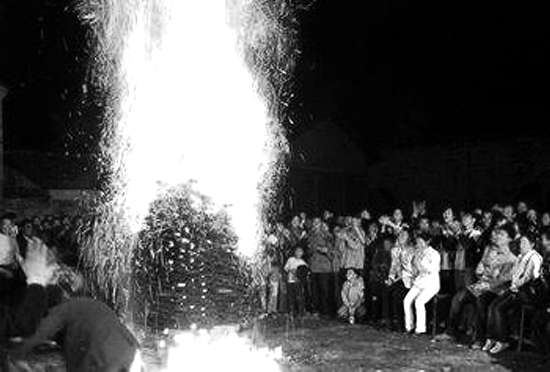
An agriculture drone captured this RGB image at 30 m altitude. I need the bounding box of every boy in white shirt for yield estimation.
[284,247,308,316]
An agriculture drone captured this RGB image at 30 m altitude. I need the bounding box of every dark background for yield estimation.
[1,0,549,210]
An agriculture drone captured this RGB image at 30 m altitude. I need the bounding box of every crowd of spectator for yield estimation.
[261,201,550,355]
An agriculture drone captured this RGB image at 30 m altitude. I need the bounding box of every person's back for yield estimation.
[14,297,140,372]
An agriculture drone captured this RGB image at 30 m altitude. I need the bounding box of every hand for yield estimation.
[378,216,390,225]
[17,238,58,286]
[412,201,419,217]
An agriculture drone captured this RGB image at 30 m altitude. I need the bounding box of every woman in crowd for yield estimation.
[385,229,415,329]
[403,233,440,334]
[483,234,542,353]
[338,268,365,324]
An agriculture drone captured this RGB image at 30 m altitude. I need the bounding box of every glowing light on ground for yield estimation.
[160,326,283,372]
[111,0,284,257]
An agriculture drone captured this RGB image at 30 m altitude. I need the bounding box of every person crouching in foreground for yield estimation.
[9,241,142,372]
[338,268,366,324]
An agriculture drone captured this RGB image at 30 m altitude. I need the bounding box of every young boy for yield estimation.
[338,268,366,324]
[284,247,308,316]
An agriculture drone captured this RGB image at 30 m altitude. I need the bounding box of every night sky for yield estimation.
[1,0,550,160]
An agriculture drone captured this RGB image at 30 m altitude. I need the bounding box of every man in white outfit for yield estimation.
[403,233,441,334]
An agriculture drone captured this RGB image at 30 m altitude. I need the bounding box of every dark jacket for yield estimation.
[15,298,139,372]
[368,247,391,286]
[307,230,333,273]
[456,231,483,269]
[1,285,49,343]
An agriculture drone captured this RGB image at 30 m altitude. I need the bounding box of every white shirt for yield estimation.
[412,246,441,290]
[284,257,307,283]
[0,233,15,266]
[511,249,542,290]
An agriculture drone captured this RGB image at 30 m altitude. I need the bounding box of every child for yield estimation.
[267,263,282,314]
[338,268,366,324]
[284,247,308,316]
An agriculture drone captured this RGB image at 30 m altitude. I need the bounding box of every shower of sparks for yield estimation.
[103,0,286,257]
[79,0,296,368]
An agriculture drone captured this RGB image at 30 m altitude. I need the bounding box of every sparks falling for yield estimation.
[79,0,296,369]
[100,0,283,258]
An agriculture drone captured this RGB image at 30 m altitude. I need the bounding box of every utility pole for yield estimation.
[0,84,8,201]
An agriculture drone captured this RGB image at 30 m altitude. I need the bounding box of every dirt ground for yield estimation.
[260,317,549,372]
[9,317,550,371]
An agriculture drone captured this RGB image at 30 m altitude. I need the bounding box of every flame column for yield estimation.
[0,85,8,200]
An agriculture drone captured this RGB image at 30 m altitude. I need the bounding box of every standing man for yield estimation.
[308,217,334,316]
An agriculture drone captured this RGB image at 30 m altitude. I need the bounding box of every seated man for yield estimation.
[483,234,542,354]
[338,268,366,324]
[436,225,517,347]
[403,233,440,334]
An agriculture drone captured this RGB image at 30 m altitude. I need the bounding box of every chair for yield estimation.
[431,293,451,338]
